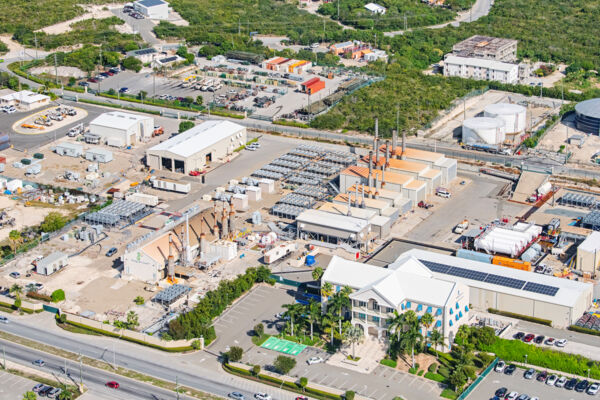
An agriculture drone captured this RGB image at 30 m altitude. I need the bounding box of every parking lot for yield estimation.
[0,370,37,400]
[469,367,599,400]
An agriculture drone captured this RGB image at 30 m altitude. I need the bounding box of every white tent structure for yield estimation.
[474,223,542,257]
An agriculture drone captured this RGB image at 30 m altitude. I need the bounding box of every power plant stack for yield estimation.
[374,118,379,166]
[374,175,379,199]
[221,209,228,239]
[368,151,373,189]
[167,233,175,282]
[346,194,352,216]
[354,185,359,208]
[385,140,390,168]
[401,130,406,160]
[392,130,397,156]
[228,203,236,239]
[360,185,365,209]
[200,226,207,255]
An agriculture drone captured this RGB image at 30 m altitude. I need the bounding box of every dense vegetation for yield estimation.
[167,266,273,340]
[318,0,463,31]
[14,17,143,51]
[0,0,126,33]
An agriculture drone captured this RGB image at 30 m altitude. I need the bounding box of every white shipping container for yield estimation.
[125,192,159,206]
[152,178,191,194]
[264,242,298,264]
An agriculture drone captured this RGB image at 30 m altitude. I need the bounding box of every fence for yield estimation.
[424,87,490,130]
[457,357,498,400]
[270,274,301,288]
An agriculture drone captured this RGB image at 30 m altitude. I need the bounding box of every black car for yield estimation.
[536,371,548,382]
[39,386,53,396]
[565,378,578,390]
[504,364,517,375]
[494,387,508,397]
[534,335,545,344]
[514,332,525,340]
[576,379,590,392]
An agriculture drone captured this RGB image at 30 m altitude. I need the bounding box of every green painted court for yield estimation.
[260,337,306,356]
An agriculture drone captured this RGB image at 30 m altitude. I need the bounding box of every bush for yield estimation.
[424,372,446,382]
[568,325,600,337]
[487,308,552,326]
[51,289,65,303]
[440,389,458,399]
[344,391,355,400]
[191,339,202,350]
[122,56,142,72]
[254,323,264,337]
[134,296,145,305]
[417,370,424,376]
[408,367,417,374]
[178,121,195,133]
[274,355,296,375]
[26,291,52,302]
[380,358,397,368]
[228,346,243,362]
[428,363,438,373]
[252,365,260,376]
[298,377,308,390]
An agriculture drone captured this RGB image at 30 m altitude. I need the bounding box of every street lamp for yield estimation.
[524,354,528,364]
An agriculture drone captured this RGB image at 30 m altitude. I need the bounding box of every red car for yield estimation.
[106,381,119,389]
[87,78,98,83]
[189,170,201,176]
[295,397,308,400]
[523,333,535,343]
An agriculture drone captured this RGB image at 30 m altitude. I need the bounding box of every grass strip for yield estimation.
[5,368,82,398]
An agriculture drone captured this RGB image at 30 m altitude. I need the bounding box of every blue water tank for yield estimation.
[456,249,493,264]
[305,255,316,266]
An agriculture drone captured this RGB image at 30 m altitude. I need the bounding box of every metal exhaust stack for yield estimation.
[385,140,390,169]
[354,184,359,208]
[167,233,175,281]
[361,185,365,208]
[374,118,379,167]
[221,209,228,239]
[347,194,352,216]
[368,151,373,189]
[392,129,397,156]
[402,130,406,160]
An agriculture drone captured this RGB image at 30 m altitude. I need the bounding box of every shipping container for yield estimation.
[491,255,531,271]
[456,249,493,264]
[151,177,191,194]
[264,242,298,264]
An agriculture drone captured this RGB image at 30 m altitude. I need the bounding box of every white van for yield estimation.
[436,188,451,198]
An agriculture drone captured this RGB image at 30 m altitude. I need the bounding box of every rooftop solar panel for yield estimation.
[419,260,451,274]
[447,266,488,281]
[523,282,559,296]
[484,274,526,289]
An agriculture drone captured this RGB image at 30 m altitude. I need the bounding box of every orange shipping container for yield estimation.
[492,255,531,271]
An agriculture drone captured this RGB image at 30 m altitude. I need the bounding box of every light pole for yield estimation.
[524,354,528,364]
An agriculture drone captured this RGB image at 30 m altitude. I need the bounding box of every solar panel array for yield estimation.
[418,259,560,297]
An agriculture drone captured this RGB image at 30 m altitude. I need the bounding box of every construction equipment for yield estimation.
[21,124,44,130]
[152,126,164,136]
[454,219,469,234]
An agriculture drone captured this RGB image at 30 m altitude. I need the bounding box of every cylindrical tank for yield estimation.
[484,103,527,134]
[462,117,506,145]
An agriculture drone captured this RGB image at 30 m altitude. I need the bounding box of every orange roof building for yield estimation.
[379,144,457,185]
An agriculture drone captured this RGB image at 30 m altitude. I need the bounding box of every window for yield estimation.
[416,304,423,312]
[358,313,366,320]
[426,306,432,314]
[465,305,469,312]
[449,308,453,315]
[386,307,394,314]
[455,315,459,321]
[436,308,442,316]
[435,320,441,328]
[405,301,411,309]
[449,320,453,327]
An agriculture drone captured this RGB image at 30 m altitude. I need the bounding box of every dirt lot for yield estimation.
[0,197,71,242]
[35,4,122,35]
[537,113,600,165]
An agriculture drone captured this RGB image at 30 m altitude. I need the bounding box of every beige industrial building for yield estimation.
[364,156,443,194]
[0,90,50,111]
[296,209,371,248]
[443,55,519,85]
[323,254,470,344]
[35,252,68,275]
[89,111,154,147]
[339,166,427,203]
[576,232,600,276]
[347,184,404,207]
[316,202,391,238]
[146,120,246,174]
[404,249,593,328]
[386,146,457,185]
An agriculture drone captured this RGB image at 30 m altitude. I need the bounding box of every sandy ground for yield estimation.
[29,66,86,79]
[0,197,70,241]
[12,106,87,134]
[36,4,123,35]
[537,113,600,165]
[166,9,189,26]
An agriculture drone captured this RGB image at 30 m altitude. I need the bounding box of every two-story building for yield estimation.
[322,254,470,346]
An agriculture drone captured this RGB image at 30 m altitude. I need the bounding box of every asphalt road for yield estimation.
[0,337,191,400]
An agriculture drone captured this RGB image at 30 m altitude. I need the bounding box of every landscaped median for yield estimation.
[223,362,369,400]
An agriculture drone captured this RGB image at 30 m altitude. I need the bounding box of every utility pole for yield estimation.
[238,18,241,35]
[176,375,180,400]
[404,14,407,31]
[463,98,466,120]
[78,351,83,391]
[322,20,325,42]
[54,53,58,86]
[337,0,340,20]
[34,32,38,60]
[153,55,156,98]
[2,345,5,369]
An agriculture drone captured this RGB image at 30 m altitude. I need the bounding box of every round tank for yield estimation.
[484,103,527,134]
[575,98,600,134]
[462,117,506,145]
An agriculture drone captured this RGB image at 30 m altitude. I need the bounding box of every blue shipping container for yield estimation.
[456,249,493,264]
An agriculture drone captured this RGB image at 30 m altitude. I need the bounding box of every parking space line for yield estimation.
[369,389,378,398]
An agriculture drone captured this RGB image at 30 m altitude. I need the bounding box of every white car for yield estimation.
[546,374,558,385]
[254,394,272,400]
[555,339,568,347]
[494,360,506,372]
[307,356,324,365]
[0,316,8,324]
[588,383,600,395]
[555,376,567,387]
[505,391,518,400]
[311,43,319,48]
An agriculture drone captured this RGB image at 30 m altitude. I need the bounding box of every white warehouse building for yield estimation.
[146,120,246,174]
[443,55,519,84]
[134,0,169,19]
[89,111,154,147]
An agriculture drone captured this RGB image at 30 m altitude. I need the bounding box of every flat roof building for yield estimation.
[134,0,169,19]
[451,35,518,62]
[382,145,458,185]
[146,120,246,174]
[576,231,600,276]
[0,90,50,111]
[125,48,158,64]
[339,166,427,203]
[296,209,370,248]
[36,252,68,275]
[444,55,519,84]
[89,111,154,147]
[364,2,386,14]
[301,78,325,95]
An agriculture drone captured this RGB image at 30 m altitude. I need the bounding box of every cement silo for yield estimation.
[462,117,506,145]
[484,103,527,134]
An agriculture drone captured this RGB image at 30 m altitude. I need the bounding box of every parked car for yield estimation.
[228,393,245,400]
[436,188,451,198]
[565,378,578,390]
[9,271,20,278]
[418,200,433,209]
[534,335,545,344]
[100,72,110,77]
[524,368,535,379]
[544,337,555,345]
[546,374,558,385]
[307,356,324,365]
[119,87,129,93]
[47,388,62,399]
[189,170,201,176]
[88,78,98,83]
[33,359,45,367]
[505,391,519,400]
[555,339,567,347]
[536,371,548,382]
[588,382,600,395]
[516,394,529,400]
[555,376,567,387]
[295,397,308,400]
[106,247,117,257]
[495,360,506,373]
[504,364,516,375]
[576,379,590,392]
[0,316,9,324]
[32,384,44,393]
[495,387,508,397]
[523,334,535,343]
[39,386,53,396]
[78,81,89,87]
[513,332,525,340]
[254,394,272,400]
[106,381,120,389]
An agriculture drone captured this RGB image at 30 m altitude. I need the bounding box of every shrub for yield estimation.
[134,296,145,305]
[408,367,417,374]
[380,358,397,368]
[122,56,142,72]
[228,346,243,362]
[252,365,260,376]
[437,366,451,378]
[424,372,446,382]
[27,291,52,302]
[191,339,202,350]
[254,323,264,337]
[487,308,552,326]
[568,325,600,337]
[417,370,424,376]
[428,363,438,373]
[274,355,296,375]
[40,212,67,232]
[298,377,308,391]
[344,391,355,400]
[178,121,195,133]
[51,289,65,303]
[440,389,458,399]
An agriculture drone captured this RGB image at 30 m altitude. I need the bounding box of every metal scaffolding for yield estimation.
[84,200,151,226]
[582,211,600,230]
[270,204,306,219]
[279,193,315,208]
[559,192,600,209]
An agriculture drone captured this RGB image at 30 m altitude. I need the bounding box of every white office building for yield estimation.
[134,0,169,19]
[443,55,519,84]
[89,111,154,147]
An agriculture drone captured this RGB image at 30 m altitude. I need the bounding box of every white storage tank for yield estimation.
[484,103,527,134]
[462,117,506,144]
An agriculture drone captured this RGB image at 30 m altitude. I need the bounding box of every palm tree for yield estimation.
[344,325,364,359]
[10,284,22,300]
[387,310,404,341]
[8,230,21,255]
[312,266,324,281]
[399,323,422,369]
[307,300,321,340]
[421,312,434,347]
[321,311,336,346]
[283,303,304,337]
[321,282,333,299]
[429,329,443,358]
